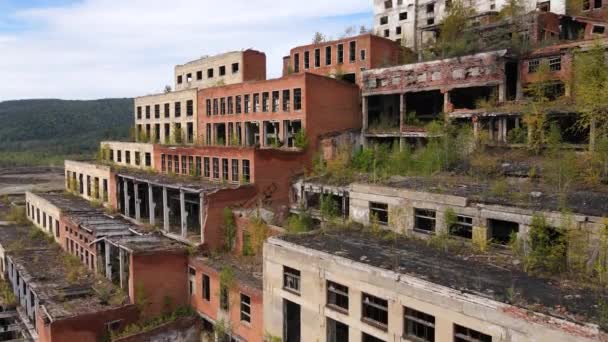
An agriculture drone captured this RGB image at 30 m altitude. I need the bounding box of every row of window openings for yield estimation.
[177,63,240,84]
[379,11,408,26]
[65,172,109,202]
[136,123,195,144]
[527,56,562,73]
[26,203,60,238]
[369,203,519,244]
[294,43,362,72]
[188,269,252,324]
[160,155,251,183]
[66,237,95,270]
[205,120,302,148]
[583,0,604,10]
[284,268,492,342]
[136,100,193,120]
[109,150,152,167]
[206,89,302,116]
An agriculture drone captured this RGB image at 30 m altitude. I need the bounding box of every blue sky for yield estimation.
[0,0,372,101]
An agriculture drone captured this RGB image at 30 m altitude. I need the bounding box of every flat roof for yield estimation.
[31,192,101,213]
[116,168,244,193]
[107,233,187,254]
[65,211,138,237]
[191,254,262,290]
[275,228,606,327]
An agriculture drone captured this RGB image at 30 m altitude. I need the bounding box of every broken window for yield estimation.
[244,94,251,113]
[227,96,233,114]
[222,158,229,181]
[206,99,211,116]
[164,103,170,118]
[537,1,550,11]
[488,218,518,245]
[164,124,170,142]
[220,285,229,311]
[212,158,219,179]
[231,159,239,182]
[232,63,239,73]
[349,41,356,63]
[136,106,142,119]
[220,98,226,115]
[363,333,384,342]
[384,0,393,8]
[337,44,344,64]
[303,51,312,70]
[426,3,434,13]
[253,93,260,112]
[549,56,561,71]
[135,152,141,166]
[188,267,196,296]
[207,68,214,78]
[262,92,270,112]
[362,293,388,328]
[400,11,407,20]
[272,91,280,112]
[450,86,496,110]
[212,99,218,115]
[294,88,302,110]
[196,71,202,80]
[283,266,300,293]
[414,209,436,233]
[327,318,349,342]
[235,95,242,114]
[450,215,473,239]
[325,46,332,65]
[593,25,606,34]
[360,49,366,61]
[154,124,160,142]
[145,153,151,167]
[219,66,226,76]
[203,157,210,177]
[384,29,390,37]
[167,154,172,171]
[242,159,250,182]
[454,324,492,342]
[174,155,179,173]
[186,100,193,116]
[528,59,540,73]
[145,105,150,119]
[327,281,348,312]
[370,202,389,225]
[396,26,402,35]
[202,274,210,301]
[314,48,321,68]
[380,16,388,25]
[125,151,131,164]
[294,53,300,72]
[175,102,181,117]
[427,18,434,25]
[188,156,194,175]
[595,0,602,8]
[154,104,160,118]
[177,75,183,84]
[404,307,435,342]
[283,90,291,112]
[240,293,251,323]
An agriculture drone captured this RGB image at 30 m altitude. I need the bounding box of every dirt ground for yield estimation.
[0,166,65,196]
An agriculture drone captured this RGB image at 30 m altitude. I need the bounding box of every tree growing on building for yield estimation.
[312,32,326,44]
[427,0,477,58]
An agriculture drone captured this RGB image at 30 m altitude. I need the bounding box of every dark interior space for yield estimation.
[488,218,519,245]
[450,86,496,110]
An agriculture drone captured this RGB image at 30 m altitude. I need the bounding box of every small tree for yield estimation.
[172,123,183,145]
[525,214,567,275]
[222,208,236,251]
[164,85,172,93]
[312,32,326,44]
[428,0,477,58]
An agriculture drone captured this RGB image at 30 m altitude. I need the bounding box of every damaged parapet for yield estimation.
[264,230,607,342]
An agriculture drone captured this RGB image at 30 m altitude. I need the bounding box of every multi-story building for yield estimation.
[373,0,568,49]
[264,230,605,342]
[283,33,402,86]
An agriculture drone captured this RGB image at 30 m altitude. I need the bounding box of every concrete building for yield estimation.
[373,0,567,49]
[197,72,362,154]
[101,142,155,170]
[264,230,605,342]
[134,89,199,145]
[283,34,403,86]
[65,160,115,206]
[175,50,266,92]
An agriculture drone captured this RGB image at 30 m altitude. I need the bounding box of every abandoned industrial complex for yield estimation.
[1,0,608,341]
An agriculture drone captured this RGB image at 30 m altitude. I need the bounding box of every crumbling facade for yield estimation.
[101,142,155,170]
[64,160,115,206]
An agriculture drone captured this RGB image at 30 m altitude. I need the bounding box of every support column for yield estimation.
[162,187,169,232]
[119,248,125,289]
[443,90,451,113]
[134,182,141,221]
[502,117,508,142]
[180,190,187,238]
[399,94,406,151]
[341,192,347,221]
[498,83,506,103]
[473,118,480,140]
[123,180,130,218]
[199,195,206,244]
[105,243,111,280]
[362,96,369,147]
[148,185,155,226]
[488,118,494,141]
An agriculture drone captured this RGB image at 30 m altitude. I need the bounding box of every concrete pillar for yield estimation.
[399,94,405,132]
[362,96,369,147]
[148,185,155,226]
[180,190,187,238]
[497,118,503,143]
[473,119,480,140]
[502,117,508,142]
[488,118,494,141]
[199,195,206,244]
[105,243,111,280]
[498,83,506,103]
[134,182,141,221]
[443,90,451,113]
[123,180,130,218]
[341,192,347,221]
[119,248,125,290]
[162,187,169,232]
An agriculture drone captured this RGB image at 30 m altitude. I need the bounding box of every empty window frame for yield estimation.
[325,46,332,65]
[167,154,172,171]
[327,281,348,312]
[272,91,280,112]
[380,16,388,25]
[188,156,194,174]
[236,95,242,114]
[135,152,141,166]
[362,293,388,328]
[219,65,226,76]
[244,94,251,113]
[349,41,356,63]
[145,105,150,119]
[196,70,203,80]
[404,307,435,342]
[304,51,310,69]
[593,25,605,34]
[222,158,229,181]
[314,48,321,68]
[136,106,142,119]
[186,100,193,116]
[414,209,436,233]
[548,56,561,71]
[360,49,366,61]
[454,324,492,342]
[262,92,270,112]
[327,318,349,342]
[154,104,160,118]
[228,96,234,114]
[220,98,226,115]
[175,102,181,117]
[231,159,239,182]
[204,157,210,178]
[528,59,540,73]
[232,62,239,73]
[213,99,219,115]
[253,93,260,112]
[370,202,389,225]
[400,11,407,20]
[164,103,170,118]
[220,285,229,311]
[294,88,302,111]
[240,293,251,323]
[337,44,344,64]
[202,274,210,301]
[362,333,384,342]
[207,68,214,78]
[186,73,192,83]
[488,218,518,245]
[174,155,179,173]
[283,266,300,293]
[206,99,211,116]
[212,158,219,179]
[450,215,473,239]
[294,53,300,73]
[242,159,250,182]
[125,151,131,164]
[177,75,183,84]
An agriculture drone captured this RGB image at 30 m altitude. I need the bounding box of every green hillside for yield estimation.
[0,98,133,166]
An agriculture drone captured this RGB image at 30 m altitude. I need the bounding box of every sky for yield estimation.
[0,0,373,101]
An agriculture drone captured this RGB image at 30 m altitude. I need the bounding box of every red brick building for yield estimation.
[283,33,402,85]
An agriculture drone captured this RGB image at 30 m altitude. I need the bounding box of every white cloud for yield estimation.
[0,0,372,101]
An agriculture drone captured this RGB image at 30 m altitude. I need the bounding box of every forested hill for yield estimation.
[0,98,133,166]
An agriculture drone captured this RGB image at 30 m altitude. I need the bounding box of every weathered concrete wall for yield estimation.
[64,160,114,205]
[25,192,62,243]
[101,142,155,170]
[133,89,198,144]
[113,316,201,342]
[263,237,604,342]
